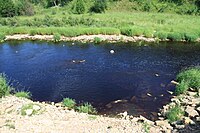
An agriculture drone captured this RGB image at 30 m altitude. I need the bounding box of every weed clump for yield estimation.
[0,73,12,98]
[62,98,76,109]
[53,33,61,42]
[76,102,97,114]
[15,91,31,99]
[166,105,184,123]
[94,37,101,44]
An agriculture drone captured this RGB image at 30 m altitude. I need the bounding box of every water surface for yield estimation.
[1,41,200,119]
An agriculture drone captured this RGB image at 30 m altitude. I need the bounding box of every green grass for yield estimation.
[53,33,61,42]
[62,98,76,109]
[15,91,31,99]
[0,9,199,41]
[0,73,12,98]
[166,105,184,123]
[76,102,97,114]
[176,67,200,94]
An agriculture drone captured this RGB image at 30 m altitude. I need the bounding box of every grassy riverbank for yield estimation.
[0,11,200,42]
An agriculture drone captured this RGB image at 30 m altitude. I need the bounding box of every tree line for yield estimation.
[0,0,200,17]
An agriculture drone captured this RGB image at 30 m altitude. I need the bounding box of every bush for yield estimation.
[166,105,184,123]
[0,0,16,17]
[62,98,76,109]
[15,0,35,16]
[53,33,61,42]
[0,73,12,98]
[15,91,31,99]
[90,0,107,13]
[76,102,97,114]
[176,68,200,92]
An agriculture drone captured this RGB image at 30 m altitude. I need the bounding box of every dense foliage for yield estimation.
[0,0,200,17]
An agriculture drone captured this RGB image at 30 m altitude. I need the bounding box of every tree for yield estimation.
[0,0,16,17]
[90,0,107,13]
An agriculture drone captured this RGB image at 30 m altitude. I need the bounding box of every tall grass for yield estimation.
[0,10,199,41]
[15,91,31,99]
[166,105,184,123]
[0,73,12,98]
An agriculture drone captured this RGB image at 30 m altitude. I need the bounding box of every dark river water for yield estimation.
[0,41,200,119]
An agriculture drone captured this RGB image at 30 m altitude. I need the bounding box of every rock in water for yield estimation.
[110,50,115,54]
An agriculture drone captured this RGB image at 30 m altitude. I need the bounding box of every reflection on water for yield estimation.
[0,41,200,118]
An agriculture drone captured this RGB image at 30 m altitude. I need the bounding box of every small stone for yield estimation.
[55,103,62,107]
[33,105,40,111]
[187,91,197,96]
[158,117,164,120]
[51,102,55,105]
[196,107,200,112]
[184,117,195,125]
[175,124,185,129]
[25,109,33,116]
[155,120,173,130]
[139,115,154,125]
[185,106,199,117]
[196,117,200,122]
[110,50,115,54]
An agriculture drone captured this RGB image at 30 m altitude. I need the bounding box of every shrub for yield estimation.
[15,91,31,99]
[167,32,183,41]
[166,105,184,123]
[76,102,97,114]
[62,98,76,109]
[15,0,35,16]
[90,0,107,13]
[154,31,168,40]
[175,80,189,95]
[94,37,101,43]
[53,33,61,42]
[121,27,143,36]
[0,0,16,17]
[73,0,86,14]
[0,73,12,98]
[184,33,198,42]
[176,68,200,92]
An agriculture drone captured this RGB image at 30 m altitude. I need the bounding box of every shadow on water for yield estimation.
[1,40,200,120]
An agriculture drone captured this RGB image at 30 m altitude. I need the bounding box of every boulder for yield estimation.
[185,106,199,117]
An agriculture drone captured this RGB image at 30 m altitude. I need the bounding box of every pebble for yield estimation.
[25,109,33,116]
[110,50,115,54]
